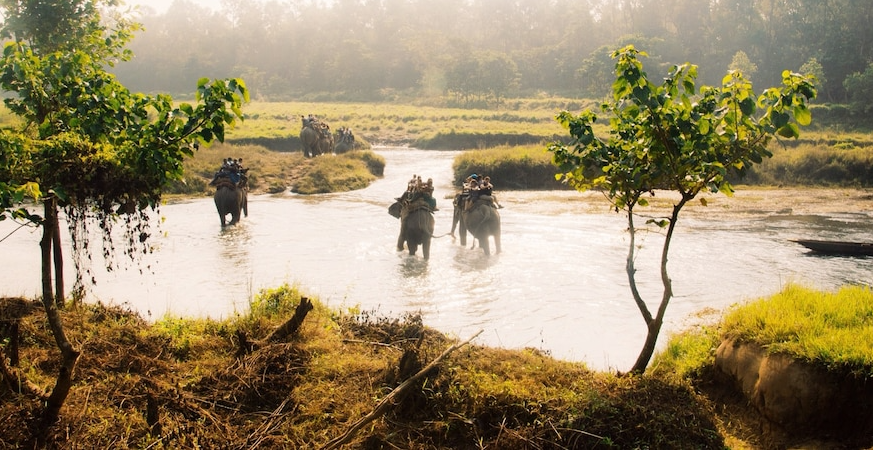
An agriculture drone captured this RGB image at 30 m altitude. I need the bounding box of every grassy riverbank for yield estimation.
[216,101,873,191]
[3,283,871,448]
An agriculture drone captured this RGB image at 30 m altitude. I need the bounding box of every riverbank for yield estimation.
[4,282,871,448]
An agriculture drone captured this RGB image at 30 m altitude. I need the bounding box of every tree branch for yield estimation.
[321,329,483,450]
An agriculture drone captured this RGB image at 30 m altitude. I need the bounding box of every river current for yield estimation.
[2,148,872,371]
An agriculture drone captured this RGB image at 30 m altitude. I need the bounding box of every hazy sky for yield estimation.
[126,0,221,14]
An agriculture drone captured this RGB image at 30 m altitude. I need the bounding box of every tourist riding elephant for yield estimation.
[334,127,356,154]
[389,196,436,260]
[316,130,334,156]
[452,194,501,255]
[214,180,248,227]
[299,118,333,158]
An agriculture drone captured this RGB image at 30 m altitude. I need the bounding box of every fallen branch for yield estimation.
[321,329,483,450]
[236,297,314,357]
[266,297,314,343]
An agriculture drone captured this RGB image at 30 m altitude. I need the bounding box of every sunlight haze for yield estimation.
[127,0,221,14]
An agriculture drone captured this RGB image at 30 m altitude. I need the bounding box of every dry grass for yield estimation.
[1,290,726,449]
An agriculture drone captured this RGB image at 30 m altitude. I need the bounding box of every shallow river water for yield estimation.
[2,148,872,371]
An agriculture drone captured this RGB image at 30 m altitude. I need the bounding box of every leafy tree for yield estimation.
[729,50,757,81]
[843,62,873,116]
[0,0,248,422]
[548,46,815,374]
[799,57,826,101]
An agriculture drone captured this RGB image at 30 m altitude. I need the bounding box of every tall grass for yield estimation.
[653,284,873,380]
[451,145,566,190]
[744,142,873,186]
[720,284,873,374]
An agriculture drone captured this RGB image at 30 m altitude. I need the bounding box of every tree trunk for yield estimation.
[39,199,80,423]
[629,201,685,374]
[51,209,64,308]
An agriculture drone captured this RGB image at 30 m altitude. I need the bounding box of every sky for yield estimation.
[125,0,222,14]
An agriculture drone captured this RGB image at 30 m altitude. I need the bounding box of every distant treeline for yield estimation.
[114,0,872,120]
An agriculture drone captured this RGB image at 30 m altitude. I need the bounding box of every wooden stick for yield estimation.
[321,329,483,450]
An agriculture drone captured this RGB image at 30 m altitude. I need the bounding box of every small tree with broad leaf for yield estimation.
[548,46,815,374]
[0,0,248,423]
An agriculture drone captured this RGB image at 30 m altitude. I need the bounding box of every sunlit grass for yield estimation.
[451,144,566,189]
[655,284,873,379]
[721,284,873,373]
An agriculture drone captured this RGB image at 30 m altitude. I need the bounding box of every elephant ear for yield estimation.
[388,201,402,218]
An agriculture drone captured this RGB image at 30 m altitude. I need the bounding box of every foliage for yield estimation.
[452,145,566,190]
[0,0,248,422]
[548,45,816,373]
[844,62,873,116]
[112,0,872,107]
[721,284,873,376]
[0,4,249,286]
[728,50,758,81]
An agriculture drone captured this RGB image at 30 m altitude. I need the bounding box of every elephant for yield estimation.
[390,196,436,260]
[214,180,248,227]
[300,117,334,157]
[334,126,356,154]
[452,193,501,256]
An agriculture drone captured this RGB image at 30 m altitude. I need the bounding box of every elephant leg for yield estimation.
[397,220,406,251]
[219,213,227,227]
[480,235,490,256]
[422,238,431,260]
[242,196,248,217]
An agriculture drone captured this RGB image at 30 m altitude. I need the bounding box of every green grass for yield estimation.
[653,284,873,380]
[225,100,584,148]
[721,284,873,374]
[291,151,384,194]
[451,144,567,189]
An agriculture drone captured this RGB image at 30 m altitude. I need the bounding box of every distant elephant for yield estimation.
[214,180,248,227]
[316,130,334,155]
[452,194,501,255]
[334,126,356,154]
[390,196,436,260]
[299,117,334,157]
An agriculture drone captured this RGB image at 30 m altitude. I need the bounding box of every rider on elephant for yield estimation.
[210,157,248,188]
[391,175,438,250]
[462,173,501,210]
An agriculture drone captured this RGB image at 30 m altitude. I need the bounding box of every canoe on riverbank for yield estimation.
[791,239,873,256]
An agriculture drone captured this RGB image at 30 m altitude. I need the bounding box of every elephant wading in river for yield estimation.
[389,195,436,259]
[214,180,248,226]
[452,194,501,255]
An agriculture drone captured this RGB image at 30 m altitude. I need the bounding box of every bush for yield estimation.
[452,145,568,190]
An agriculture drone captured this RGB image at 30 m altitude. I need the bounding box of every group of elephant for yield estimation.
[389,192,501,259]
[299,115,356,158]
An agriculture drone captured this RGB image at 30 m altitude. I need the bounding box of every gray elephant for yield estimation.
[389,195,436,260]
[452,193,501,255]
[334,126,356,154]
[299,116,333,157]
[213,180,248,227]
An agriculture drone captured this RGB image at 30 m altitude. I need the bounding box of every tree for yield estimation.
[729,50,758,82]
[0,0,248,423]
[548,46,815,374]
[843,62,873,116]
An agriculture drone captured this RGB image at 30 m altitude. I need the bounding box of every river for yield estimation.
[2,148,872,371]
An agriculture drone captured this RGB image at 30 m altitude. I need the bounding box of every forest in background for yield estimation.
[112,0,873,116]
